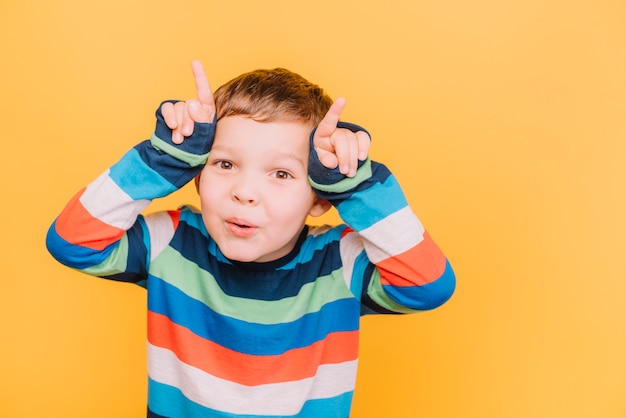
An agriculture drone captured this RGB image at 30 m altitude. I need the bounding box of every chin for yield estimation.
[231,254,260,263]
[221,250,254,263]
[219,246,264,263]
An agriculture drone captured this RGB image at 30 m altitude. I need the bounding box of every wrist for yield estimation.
[152,101,216,166]
[308,121,371,193]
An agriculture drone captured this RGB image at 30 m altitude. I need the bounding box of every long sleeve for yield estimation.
[46,103,215,284]
[308,122,456,314]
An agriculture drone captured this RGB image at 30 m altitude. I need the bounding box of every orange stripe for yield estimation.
[166,210,180,230]
[377,232,446,286]
[147,311,359,386]
[55,189,125,250]
[341,226,354,238]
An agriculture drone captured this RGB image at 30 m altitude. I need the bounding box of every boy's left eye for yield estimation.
[274,170,293,180]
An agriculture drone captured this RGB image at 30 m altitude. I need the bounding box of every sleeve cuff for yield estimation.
[308,121,371,193]
[152,100,216,165]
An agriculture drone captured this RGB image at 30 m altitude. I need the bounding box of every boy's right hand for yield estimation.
[161,60,216,144]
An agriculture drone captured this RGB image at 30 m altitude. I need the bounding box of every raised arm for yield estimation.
[309,100,456,313]
[46,61,217,283]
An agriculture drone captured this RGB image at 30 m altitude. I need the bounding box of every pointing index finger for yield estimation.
[316,97,346,138]
[191,60,214,106]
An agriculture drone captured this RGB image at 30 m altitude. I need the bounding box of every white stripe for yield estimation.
[339,231,365,290]
[147,344,358,416]
[144,211,176,261]
[359,206,425,263]
[80,170,150,230]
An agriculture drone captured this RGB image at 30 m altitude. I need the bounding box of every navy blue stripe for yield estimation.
[125,218,149,277]
[147,276,360,355]
[132,103,214,189]
[102,271,145,283]
[313,161,394,205]
[360,263,401,315]
[147,406,168,418]
[308,121,370,187]
[153,101,215,156]
[168,220,344,301]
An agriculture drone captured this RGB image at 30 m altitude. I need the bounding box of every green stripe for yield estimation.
[309,158,372,193]
[150,133,209,167]
[150,246,355,324]
[82,234,129,276]
[366,268,419,314]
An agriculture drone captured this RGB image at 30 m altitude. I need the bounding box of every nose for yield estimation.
[231,172,260,205]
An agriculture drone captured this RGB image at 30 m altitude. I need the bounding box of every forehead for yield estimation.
[212,116,313,156]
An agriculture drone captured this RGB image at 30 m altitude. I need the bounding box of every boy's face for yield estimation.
[198,116,327,263]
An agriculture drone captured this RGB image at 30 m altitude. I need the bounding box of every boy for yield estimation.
[46,60,455,418]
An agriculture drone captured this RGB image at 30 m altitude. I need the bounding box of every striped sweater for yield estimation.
[46,105,455,418]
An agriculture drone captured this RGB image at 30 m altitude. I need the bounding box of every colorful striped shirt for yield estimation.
[46,106,455,417]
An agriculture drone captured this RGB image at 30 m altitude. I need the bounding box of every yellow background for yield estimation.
[1,0,625,416]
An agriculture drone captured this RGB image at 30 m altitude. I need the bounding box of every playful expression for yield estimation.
[198,116,329,263]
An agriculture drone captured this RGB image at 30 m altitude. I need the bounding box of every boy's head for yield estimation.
[197,68,332,263]
[213,68,333,126]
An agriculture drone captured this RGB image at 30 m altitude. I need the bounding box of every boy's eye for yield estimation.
[217,161,233,170]
[274,170,292,180]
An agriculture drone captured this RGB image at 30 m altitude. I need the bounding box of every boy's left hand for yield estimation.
[313,98,370,177]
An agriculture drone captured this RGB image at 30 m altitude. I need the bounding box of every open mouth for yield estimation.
[229,219,253,228]
[226,218,258,237]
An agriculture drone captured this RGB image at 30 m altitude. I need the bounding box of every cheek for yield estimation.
[198,176,225,207]
[271,188,315,218]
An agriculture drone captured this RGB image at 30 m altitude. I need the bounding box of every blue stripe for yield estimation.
[383,259,456,311]
[348,250,370,298]
[46,217,150,281]
[297,391,353,418]
[45,220,116,269]
[280,225,346,270]
[148,378,352,418]
[147,277,360,355]
[109,147,178,200]
[336,173,408,231]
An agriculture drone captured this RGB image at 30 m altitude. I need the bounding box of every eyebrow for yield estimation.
[272,151,306,168]
[209,146,306,168]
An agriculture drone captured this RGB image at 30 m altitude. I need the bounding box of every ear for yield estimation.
[308,196,332,217]
[194,173,201,194]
